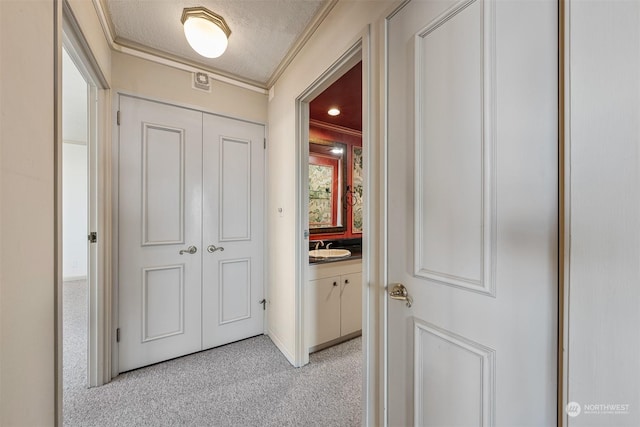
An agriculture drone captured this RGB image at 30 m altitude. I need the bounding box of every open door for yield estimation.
[385,0,558,424]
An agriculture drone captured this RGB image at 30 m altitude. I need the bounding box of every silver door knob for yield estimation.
[179,245,197,255]
[207,245,225,253]
[389,283,413,308]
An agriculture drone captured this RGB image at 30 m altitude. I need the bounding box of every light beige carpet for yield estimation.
[63,281,362,426]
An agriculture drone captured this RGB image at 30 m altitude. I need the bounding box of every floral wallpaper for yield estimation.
[309,164,334,226]
[352,146,363,233]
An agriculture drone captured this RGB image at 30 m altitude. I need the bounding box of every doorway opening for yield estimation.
[306,60,364,355]
[59,4,111,420]
[295,38,371,421]
[61,45,91,401]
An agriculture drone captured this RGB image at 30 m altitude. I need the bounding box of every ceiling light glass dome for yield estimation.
[181,7,231,59]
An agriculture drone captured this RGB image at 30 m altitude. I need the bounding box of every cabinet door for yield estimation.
[307,277,341,348]
[340,272,362,336]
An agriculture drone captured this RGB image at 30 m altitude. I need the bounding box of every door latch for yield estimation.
[389,283,413,308]
[88,232,97,243]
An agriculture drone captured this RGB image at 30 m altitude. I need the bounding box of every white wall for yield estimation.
[567,0,640,425]
[112,51,267,124]
[0,0,111,423]
[0,1,56,424]
[267,0,396,422]
[63,143,88,279]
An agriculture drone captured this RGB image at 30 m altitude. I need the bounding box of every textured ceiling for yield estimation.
[105,0,327,86]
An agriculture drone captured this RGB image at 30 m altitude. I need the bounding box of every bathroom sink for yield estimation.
[309,248,351,259]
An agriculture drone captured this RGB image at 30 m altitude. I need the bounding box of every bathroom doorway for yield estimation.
[294,38,372,421]
[306,61,364,355]
[295,38,370,368]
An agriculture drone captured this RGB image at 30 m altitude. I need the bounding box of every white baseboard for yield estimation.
[267,328,296,366]
[63,275,87,282]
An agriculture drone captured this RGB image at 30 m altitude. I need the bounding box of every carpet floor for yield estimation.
[63,281,362,427]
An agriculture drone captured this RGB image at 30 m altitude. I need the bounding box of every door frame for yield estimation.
[381,0,566,425]
[110,91,268,376]
[294,27,378,424]
[58,0,112,396]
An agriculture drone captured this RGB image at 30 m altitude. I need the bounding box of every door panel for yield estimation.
[414,320,494,426]
[219,258,251,324]
[387,0,557,425]
[142,265,185,341]
[414,0,492,295]
[219,137,251,241]
[202,113,265,349]
[141,124,185,245]
[118,96,203,372]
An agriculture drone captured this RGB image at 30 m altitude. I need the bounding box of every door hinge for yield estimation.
[117,110,121,126]
[116,328,121,342]
[88,232,97,243]
[263,138,266,149]
[259,299,266,310]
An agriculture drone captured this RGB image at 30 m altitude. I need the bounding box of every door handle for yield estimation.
[207,245,225,253]
[179,245,197,255]
[389,283,413,308]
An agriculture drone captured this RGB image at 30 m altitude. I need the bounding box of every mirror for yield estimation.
[309,140,347,234]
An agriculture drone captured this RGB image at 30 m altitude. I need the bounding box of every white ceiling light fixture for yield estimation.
[181,7,232,59]
[327,107,340,116]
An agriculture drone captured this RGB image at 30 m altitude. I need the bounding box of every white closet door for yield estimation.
[118,96,203,372]
[202,113,265,349]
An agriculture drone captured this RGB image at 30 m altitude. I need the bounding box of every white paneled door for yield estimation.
[202,113,265,349]
[118,96,264,372]
[387,0,557,425]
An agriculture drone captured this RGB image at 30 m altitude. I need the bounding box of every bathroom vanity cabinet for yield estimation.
[307,259,362,352]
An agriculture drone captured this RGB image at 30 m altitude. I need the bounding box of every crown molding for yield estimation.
[310,119,362,137]
[90,0,336,94]
[114,36,268,93]
[266,0,339,89]
[91,0,267,94]
[93,0,116,45]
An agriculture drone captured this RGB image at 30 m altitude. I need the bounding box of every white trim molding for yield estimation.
[413,320,496,426]
[91,0,339,94]
[412,0,496,298]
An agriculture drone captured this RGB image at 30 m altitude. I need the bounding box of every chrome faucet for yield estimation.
[326,242,332,249]
[314,240,325,251]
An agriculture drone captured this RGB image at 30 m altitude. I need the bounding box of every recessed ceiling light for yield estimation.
[328,108,340,116]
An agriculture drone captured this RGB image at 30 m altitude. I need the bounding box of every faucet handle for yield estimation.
[326,242,332,249]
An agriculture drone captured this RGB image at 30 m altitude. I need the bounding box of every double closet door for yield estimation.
[118,95,265,372]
